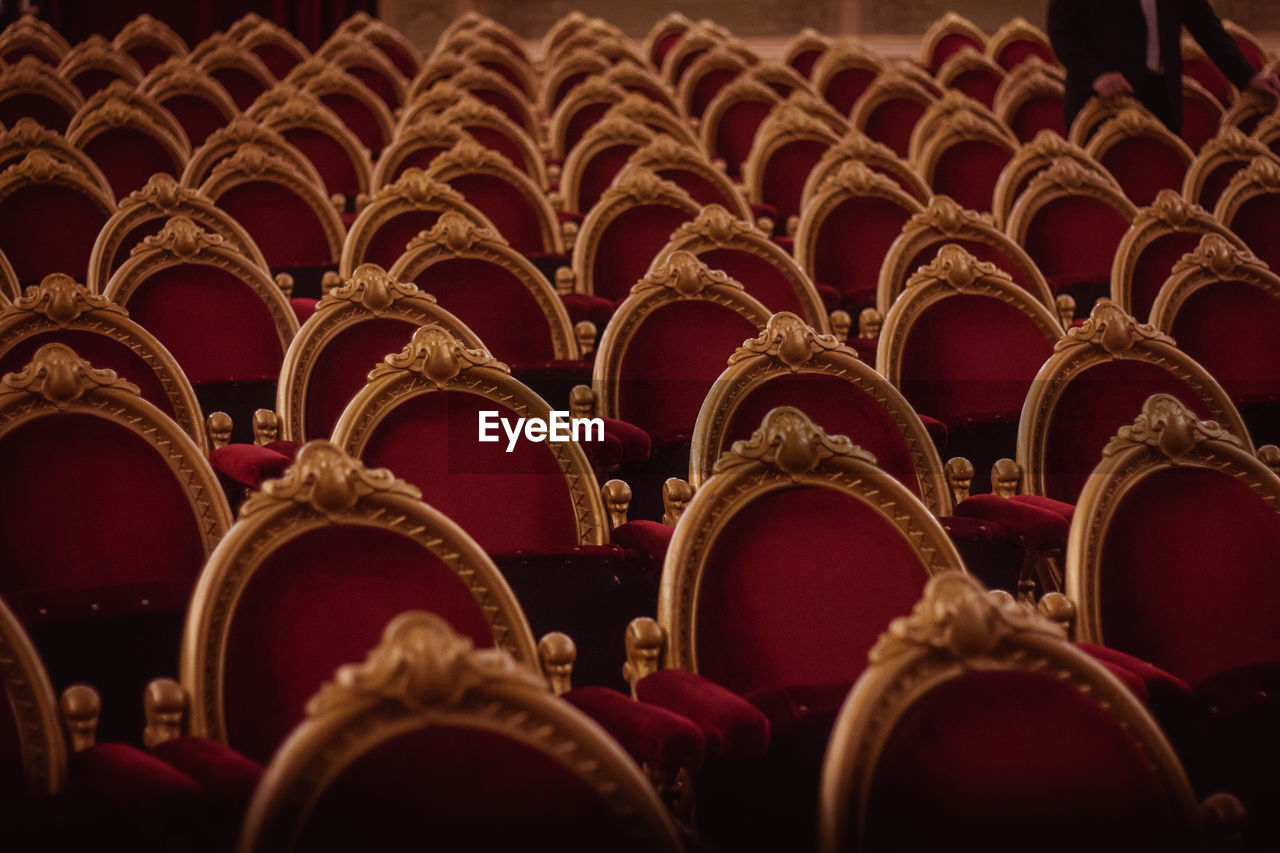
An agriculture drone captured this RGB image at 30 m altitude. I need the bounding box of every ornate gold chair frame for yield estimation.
[182,114,326,193]
[919,11,987,71]
[0,117,112,197]
[1181,125,1276,208]
[801,131,930,211]
[1149,233,1280,333]
[742,99,843,211]
[907,89,1015,167]
[0,56,84,126]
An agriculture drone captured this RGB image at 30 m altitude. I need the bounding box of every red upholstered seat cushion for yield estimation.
[119,264,285,385]
[1009,493,1074,522]
[296,725,650,852]
[1077,643,1194,710]
[1126,229,1205,322]
[954,494,1070,550]
[81,129,180,200]
[210,444,293,489]
[863,669,1184,851]
[761,139,827,225]
[68,743,208,842]
[601,418,651,467]
[722,372,925,500]
[1098,465,1280,687]
[635,669,770,758]
[812,195,915,308]
[744,681,851,736]
[290,297,318,324]
[303,316,420,440]
[157,95,227,147]
[558,292,618,328]
[152,735,264,817]
[931,140,1012,213]
[1170,280,1280,404]
[897,294,1055,426]
[0,184,109,284]
[1040,359,1216,502]
[1099,138,1189,207]
[590,203,696,302]
[358,391,582,553]
[617,300,761,439]
[1023,195,1130,291]
[694,485,930,696]
[562,686,706,771]
[714,99,773,179]
[215,181,334,270]
[0,414,208,620]
[610,519,673,565]
[861,98,928,159]
[223,523,496,763]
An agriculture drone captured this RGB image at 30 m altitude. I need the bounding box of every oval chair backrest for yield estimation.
[1214,156,1280,271]
[700,76,782,181]
[65,88,191,200]
[1083,108,1194,207]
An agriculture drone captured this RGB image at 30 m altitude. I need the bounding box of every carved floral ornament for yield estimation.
[1227,156,1280,193]
[405,210,501,253]
[821,160,900,197]
[904,243,1005,291]
[632,134,695,165]
[120,172,187,212]
[633,250,741,299]
[13,273,124,324]
[1103,393,1241,461]
[7,148,78,183]
[325,263,426,313]
[1029,156,1116,194]
[209,142,280,179]
[870,572,1064,665]
[385,168,465,206]
[3,117,60,148]
[1170,232,1261,277]
[581,114,654,147]
[1207,125,1270,159]
[434,136,507,171]
[306,611,541,718]
[670,203,756,244]
[911,195,992,235]
[136,215,227,259]
[729,311,855,370]
[2,55,72,89]
[715,405,873,476]
[249,439,420,518]
[609,164,682,205]
[1058,298,1174,355]
[0,342,138,408]
[762,101,834,140]
[1141,188,1205,229]
[371,323,509,388]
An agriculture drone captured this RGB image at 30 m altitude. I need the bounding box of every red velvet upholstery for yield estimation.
[290,297,318,323]
[898,294,1055,426]
[562,685,706,771]
[904,238,1033,294]
[927,33,983,72]
[635,670,770,758]
[1098,138,1189,207]
[1126,230,1204,322]
[121,264,284,385]
[931,140,1012,213]
[1041,360,1215,502]
[443,172,546,255]
[694,248,808,317]
[0,414,207,621]
[617,300,760,439]
[950,70,1002,108]
[81,129,180,200]
[1023,195,1130,296]
[157,94,228,147]
[576,142,640,213]
[1226,194,1280,271]
[207,68,265,111]
[744,681,850,737]
[406,257,557,367]
[1077,643,1194,710]
[280,127,359,198]
[250,44,300,79]
[590,204,696,302]
[302,316,419,439]
[223,523,496,762]
[210,444,293,488]
[551,72,591,111]
[714,99,772,179]
[790,50,822,79]
[215,182,334,270]
[295,725,648,852]
[1008,93,1067,142]
[1010,493,1075,522]
[317,92,384,151]
[152,735,264,818]
[863,669,1183,851]
[954,494,1069,550]
[462,125,530,178]
[822,67,878,117]
[70,70,128,99]
[360,209,444,272]
[470,89,530,135]
[0,93,74,132]
[610,519,673,565]
[761,139,827,225]
[0,184,110,284]
[723,373,923,499]
[652,31,683,67]
[653,167,733,209]
[348,67,397,112]
[1098,465,1280,687]
[861,98,927,159]
[68,743,209,847]
[558,291,618,328]
[601,417,651,466]
[690,68,740,118]
[124,46,172,74]
[1183,58,1232,106]
[994,41,1056,70]
[694,485,930,696]
[358,391,581,553]
[812,196,915,310]
[1169,280,1280,405]
[1180,96,1221,155]
[1197,162,1246,214]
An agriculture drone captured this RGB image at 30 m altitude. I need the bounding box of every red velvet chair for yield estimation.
[652,204,829,328]
[181,115,325,194]
[237,18,310,79]
[1214,155,1280,271]
[795,162,924,314]
[821,571,1230,853]
[399,96,547,189]
[916,108,1018,214]
[102,215,298,445]
[540,51,611,119]
[238,613,683,853]
[990,129,1114,230]
[0,15,68,64]
[626,136,754,223]
[935,47,1006,108]
[1006,156,1137,311]
[113,14,189,75]
[255,93,371,209]
[192,39,275,111]
[557,112,656,216]
[1065,394,1280,846]
[0,56,84,133]
[0,274,208,453]
[316,35,408,113]
[1084,107,1195,207]
[878,195,1055,317]
[1180,76,1225,154]
[293,61,395,152]
[57,35,143,99]
[743,98,842,234]
[850,71,936,162]
[0,149,116,287]
[88,173,268,292]
[642,11,691,71]
[65,84,191,202]
[919,12,986,74]
[629,406,967,850]
[810,42,884,117]
[1182,126,1275,214]
[199,142,346,298]
[1150,234,1280,441]
[676,46,747,121]
[1110,188,1247,323]
[782,28,830,80]
[422,64,538,143]
[801,131,932,212]
[0,342,232,738]
[993,57,1067,143]
[1016,299,1250,505]
[141,59,240,149]
[369,117,469,192]
[985,16,1058,69]
[700,76,782,182]
[341,13,422,79]
[0,118,112,195]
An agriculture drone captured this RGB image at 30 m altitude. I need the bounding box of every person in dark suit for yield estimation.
[1048,0,1280,133]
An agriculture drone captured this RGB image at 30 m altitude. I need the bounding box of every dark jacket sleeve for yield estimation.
[1183,0,1258,88]
[1047,0,1109,85]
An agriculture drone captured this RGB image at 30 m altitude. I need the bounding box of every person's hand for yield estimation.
[1247,69,1280,99]
[1092,72,1134,97]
